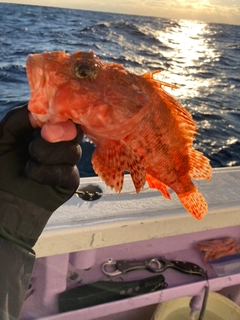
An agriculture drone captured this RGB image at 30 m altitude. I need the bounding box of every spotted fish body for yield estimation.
[26,50,212,220]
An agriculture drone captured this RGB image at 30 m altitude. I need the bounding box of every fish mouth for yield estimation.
[26,54,44,91]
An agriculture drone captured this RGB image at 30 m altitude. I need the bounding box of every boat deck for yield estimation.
[20,167,240,319]
[34,166,240,257]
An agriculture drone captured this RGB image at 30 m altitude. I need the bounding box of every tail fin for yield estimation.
[177,187,208,220]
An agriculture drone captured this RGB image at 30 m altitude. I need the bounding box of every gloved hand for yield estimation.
[0,104,83,320]
[0,104,83,248]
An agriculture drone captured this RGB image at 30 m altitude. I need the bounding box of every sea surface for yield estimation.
[0,3,240,177]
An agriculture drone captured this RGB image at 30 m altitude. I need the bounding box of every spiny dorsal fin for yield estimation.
[141,70,196,140]
[142,70,178,89]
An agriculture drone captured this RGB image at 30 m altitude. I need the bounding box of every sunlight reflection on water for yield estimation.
[152,20,220,99]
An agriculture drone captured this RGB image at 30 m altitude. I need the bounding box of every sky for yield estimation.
[3,0,240,25]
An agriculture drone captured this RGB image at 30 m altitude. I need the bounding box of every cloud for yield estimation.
[130,0,240,24]
[210,0,240,5]
[4,0,240,25]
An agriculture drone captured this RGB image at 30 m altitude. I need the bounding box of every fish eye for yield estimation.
[75,64,95,79]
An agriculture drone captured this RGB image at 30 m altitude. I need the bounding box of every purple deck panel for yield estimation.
[20,225,240,320]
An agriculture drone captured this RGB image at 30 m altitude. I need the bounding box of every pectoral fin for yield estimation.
[92,140,146,193]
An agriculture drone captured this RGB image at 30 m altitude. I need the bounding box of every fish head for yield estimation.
[26,50,149,140]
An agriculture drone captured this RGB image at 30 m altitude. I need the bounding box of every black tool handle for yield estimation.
[116,260,149,273]
[59,275,167,313]
[171,260,206,278]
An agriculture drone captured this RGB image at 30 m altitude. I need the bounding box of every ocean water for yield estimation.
[0,3,240,177]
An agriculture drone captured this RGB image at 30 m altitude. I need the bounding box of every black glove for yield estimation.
[0,104,83,248]
[0,104,83,320]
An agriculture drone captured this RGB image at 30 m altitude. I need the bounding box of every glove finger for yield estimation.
[25,160,80,190]
[29,137,82,166]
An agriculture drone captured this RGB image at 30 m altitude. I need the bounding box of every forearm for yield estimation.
[0,190,53,248]
[0,237,35,320]
[0,190,53,320]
